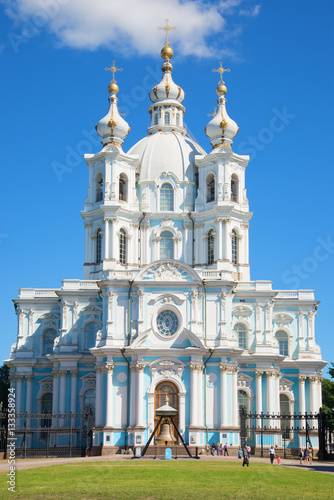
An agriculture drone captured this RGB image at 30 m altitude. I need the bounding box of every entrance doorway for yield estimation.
[154,381,179,444]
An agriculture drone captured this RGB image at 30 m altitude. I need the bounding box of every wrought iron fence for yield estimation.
[239,409,332,459]
[0,408,93,458]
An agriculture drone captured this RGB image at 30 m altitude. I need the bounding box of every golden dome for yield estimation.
[161,45,173,60]
[216,83,227,95]
[108,82,119,95]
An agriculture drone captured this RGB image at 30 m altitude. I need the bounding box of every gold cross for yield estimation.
[207,107,217,117]
[212,61,230,84]
[158,18,176,46]
[105,60,123,83]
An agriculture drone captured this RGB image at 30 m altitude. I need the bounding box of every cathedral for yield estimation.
[6,29,326,455]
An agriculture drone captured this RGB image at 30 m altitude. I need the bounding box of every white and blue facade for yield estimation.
[6,43,326,454]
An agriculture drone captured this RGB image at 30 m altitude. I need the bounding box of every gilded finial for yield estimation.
[105,60,123,94]
[212,61,230,84]
[158,18,176,47]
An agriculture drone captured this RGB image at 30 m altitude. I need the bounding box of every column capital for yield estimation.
[255,370,263,378]
[15,374,24,381]
[219,364,230,374]
[59,369,67,378]
[135,362,145,373]
[25,374,33,382]
[190,362,203,373]
[298,375,307,383]
[70,369,78,376]
[265,370,274,378]
[95,364,104,374]
[105,362,115,374]
[309,376,318,383]
[274,371,280,379]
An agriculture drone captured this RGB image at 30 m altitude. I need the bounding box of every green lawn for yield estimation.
[0,461,333,500]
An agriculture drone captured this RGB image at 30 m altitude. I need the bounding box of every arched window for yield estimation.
[238,390,250,414]
[160,231,174,259]
[119,173,128,202]
[206,174,215,202]
[276,330,289,356]
[280,394,291,439]
[154,113,158,125]
[43,329,58,355]
[231,230,238,265]
[41,393,52,435]
[85,322,99,350]
[95,173,103,202]
[96,228,102,264]
[164,112,170,125]
[208,229,214,265]
[176,113,180,126]
[83,389,96,414]
[231,174,239,202]
[119,228,127,265]
[160,183,174,211]
[236,323,247,350]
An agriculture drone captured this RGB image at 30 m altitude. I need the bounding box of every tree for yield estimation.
[322,363,334,429]
[0,364,9,409]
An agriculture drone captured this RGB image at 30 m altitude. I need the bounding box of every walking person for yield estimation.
[269,445,275,464]
[308,447,313,465]
[277,455,281,465]
[238,447,242,459]
[205,442,210,456]
[299,448,303,465]
[242,445,249,467]
[224,443,229,456]
[246,444,251,459]
[219,443,223,456]
[304,448,309,464]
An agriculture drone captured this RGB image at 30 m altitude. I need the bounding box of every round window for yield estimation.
[156,310,179,337]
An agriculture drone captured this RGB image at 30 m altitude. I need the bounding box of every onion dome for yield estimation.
[96,60,130,148]
[149,57,185,104]
[205,62,239,150]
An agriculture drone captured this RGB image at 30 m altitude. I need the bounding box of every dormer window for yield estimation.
[164,112,170,125]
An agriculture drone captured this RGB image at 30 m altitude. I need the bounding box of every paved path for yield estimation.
[0,455,333,474]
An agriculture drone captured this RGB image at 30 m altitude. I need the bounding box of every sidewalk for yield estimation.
[0,455,333,474]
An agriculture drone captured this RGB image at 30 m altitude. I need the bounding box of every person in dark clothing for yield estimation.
[242,446,249,467]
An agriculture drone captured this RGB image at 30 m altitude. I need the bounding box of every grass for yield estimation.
[0,461,333,500]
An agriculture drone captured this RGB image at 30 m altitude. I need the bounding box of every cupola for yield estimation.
[96,60,130,148]
[205,62,239,150]
[148,19,186,134]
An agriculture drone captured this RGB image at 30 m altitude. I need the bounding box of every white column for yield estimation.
[104,218,109,260]
[309,376,317,414]
[95,366,103,427]
[190,363,198,427]
[255,370,263,427]
[132,223,139,265]
[52,369,59,416]
[232,367,239,427]
[298,376,306,414]
[130,364,137,427]
[15,375,23,415]
[152,234,160,261]
[216,219,223,261]
[220,365,228,427]
[317,376,323,409]
[136,363,145,427]
[266,371,274,426]
[105,363,114,428]
[275,372,280,428]
[70,369,78,414]
[179,393,186,438]
[25,375,33,413]
[59,369,67,414]
[197,364,204,427]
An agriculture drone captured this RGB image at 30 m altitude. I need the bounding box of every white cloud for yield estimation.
[2,0,259,57]
[239,4,261,17]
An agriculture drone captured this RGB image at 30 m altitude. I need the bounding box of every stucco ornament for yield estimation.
[154,263,182,281]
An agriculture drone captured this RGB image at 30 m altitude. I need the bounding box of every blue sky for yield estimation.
[0,0,333,375]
